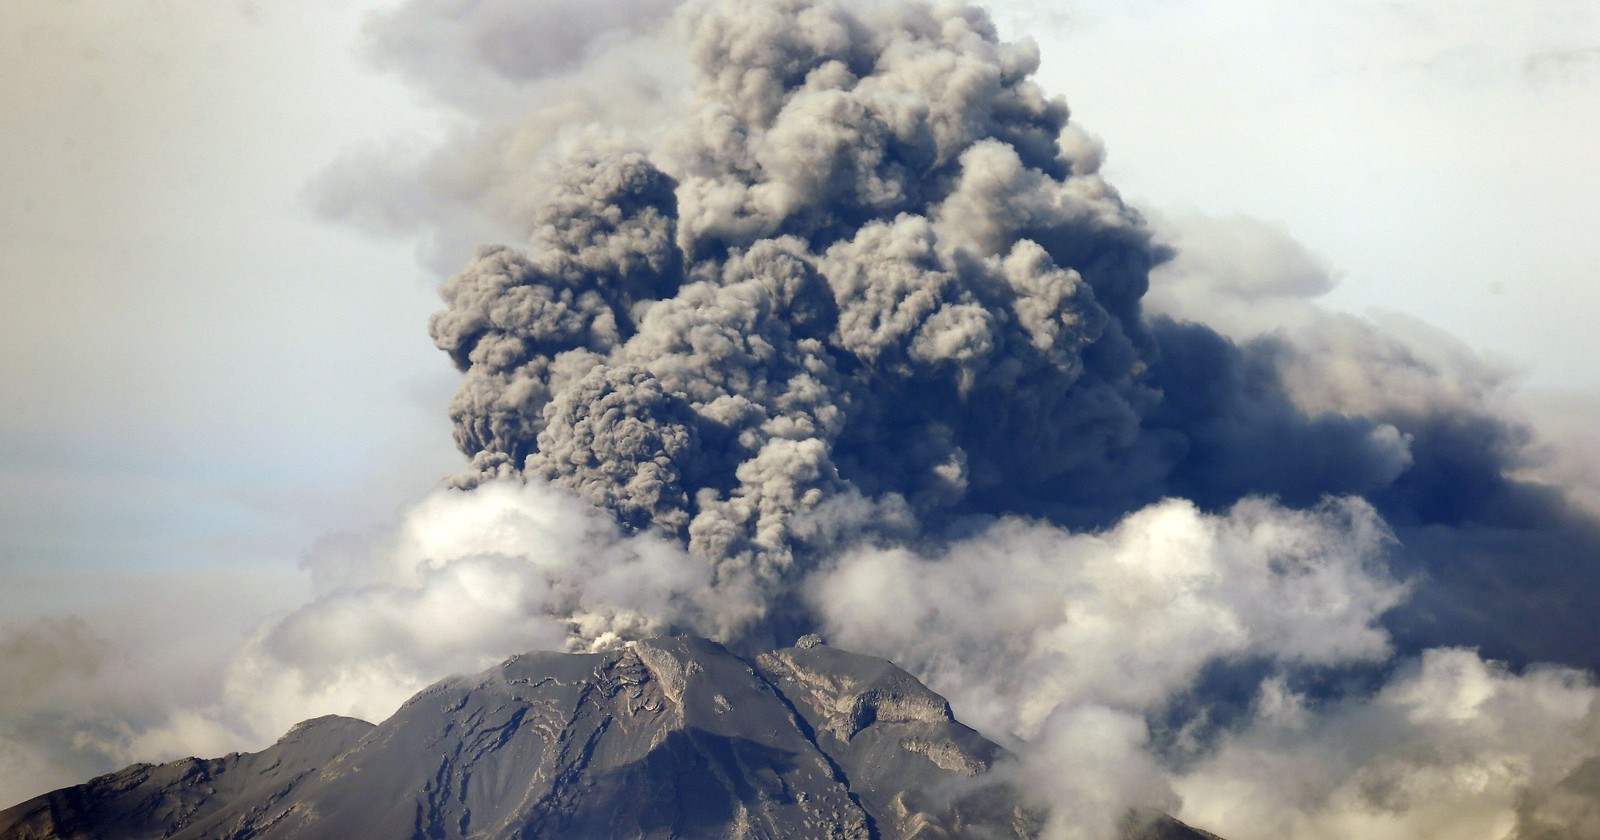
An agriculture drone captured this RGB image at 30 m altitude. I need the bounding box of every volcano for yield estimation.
[0,637,1219,839]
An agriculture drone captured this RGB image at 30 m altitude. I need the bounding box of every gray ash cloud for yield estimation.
[425,0,1171,638]
[421,0,1576,660]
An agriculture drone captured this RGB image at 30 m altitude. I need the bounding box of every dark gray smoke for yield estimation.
[427,0,1175,637]
[424,0,1527,651]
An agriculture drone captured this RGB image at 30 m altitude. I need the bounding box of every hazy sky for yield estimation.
[2,1,459,625]
[1002,0,1600,389]
[2,0,1597,815]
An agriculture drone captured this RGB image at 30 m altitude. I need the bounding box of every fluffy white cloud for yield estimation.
[220,480,713,737]
[1176,648,1600,840]
[809,496,1405,734]
[808,495,1409,835]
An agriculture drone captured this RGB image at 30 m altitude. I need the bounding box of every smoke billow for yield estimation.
[421,0,1432,650]
[31,0,1600,838]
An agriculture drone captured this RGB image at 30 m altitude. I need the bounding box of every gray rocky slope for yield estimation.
[0,637,1219,840]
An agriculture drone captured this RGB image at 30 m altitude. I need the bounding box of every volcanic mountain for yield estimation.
[0,636,1219,839]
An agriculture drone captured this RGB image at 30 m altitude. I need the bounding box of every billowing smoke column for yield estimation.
[427,0,1415,645]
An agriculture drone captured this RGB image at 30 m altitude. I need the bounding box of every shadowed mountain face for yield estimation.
[0,637,1219,840]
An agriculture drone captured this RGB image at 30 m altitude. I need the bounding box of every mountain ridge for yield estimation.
[0,636,1221,840]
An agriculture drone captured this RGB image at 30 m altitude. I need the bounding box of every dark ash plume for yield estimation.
[430,0,1161,639]
[430,152,682,484]
[427,0,1456,645]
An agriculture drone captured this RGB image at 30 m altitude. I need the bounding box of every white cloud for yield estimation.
[808,495,1409,834]
[217,480,715,737]
[1176,648,1600,840]
[810,496,1404,734]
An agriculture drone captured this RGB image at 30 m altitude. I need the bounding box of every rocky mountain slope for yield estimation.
[0,637,1220,839]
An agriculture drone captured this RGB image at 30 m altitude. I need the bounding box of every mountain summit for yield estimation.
[0,637,1219,839]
